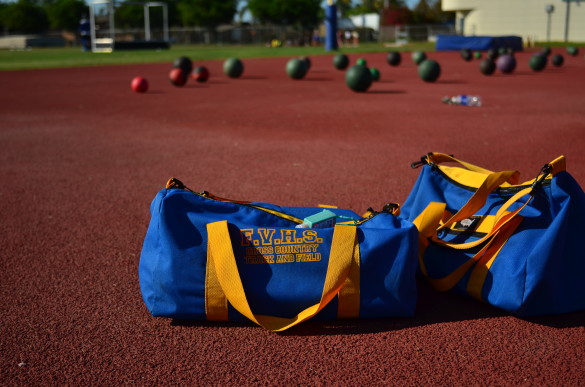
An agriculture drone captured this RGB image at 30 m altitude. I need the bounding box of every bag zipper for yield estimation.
[410,155,552,195]
[166,177,304,224]
[165,177,396,227]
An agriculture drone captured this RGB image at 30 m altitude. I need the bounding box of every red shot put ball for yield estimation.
[169,68,188,87]
[191,66,210,83]
[131,76,148,93]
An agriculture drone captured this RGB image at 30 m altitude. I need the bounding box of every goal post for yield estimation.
[89,0,169,53]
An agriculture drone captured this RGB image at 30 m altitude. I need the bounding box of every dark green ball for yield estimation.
[286,58,308,80]
[299,56,311,70]
[333,53,349,70]
[387,51,401,66]
[551,54,564,67]
[356,58,367,66]
[479,58,496,75]
[567,46,579,56]
[369,67,380,81]
[542,47,552,56]
[418,59,441,82]
[529,53,547,72]
[412,51,426,65]
[460,49,472,61]
[487,49,499,60]
[173,56,193,74]
[474,51,482,59]
[345,65,372,92]
[223,57,244,78]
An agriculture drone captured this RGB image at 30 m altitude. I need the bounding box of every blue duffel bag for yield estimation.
[401,152,585,316]
[139,178,419,331]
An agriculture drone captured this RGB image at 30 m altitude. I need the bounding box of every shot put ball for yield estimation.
[131,76,148,93]
[345,65,372,92]
[386,51,402,66]
[223,57,244,78]
[566,46,579,56]
[191,66,210,82]
[173,56,193,74]
[286,58,308,80]
[496,54,516,74]
[369,67,380,81]
[299,56,311,70]
[479,58,496,75]
[529,53,547,72]
[418,59,441,82]
[169,68,188,87]
[333,53,349,70]
[412,51,427,65]
[551,54,564,67]
[460,49,472,61]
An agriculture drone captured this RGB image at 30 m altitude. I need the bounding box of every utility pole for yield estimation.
[564,0,570,42]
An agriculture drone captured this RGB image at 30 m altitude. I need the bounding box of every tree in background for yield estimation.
[411,0,453,24]
[177,0,237,28]
[247,0,322,28]
[44,0,87,31]
[1,0,49,34]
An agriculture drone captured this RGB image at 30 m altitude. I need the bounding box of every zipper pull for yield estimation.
[382,203,400,216]
[531,164,553,191]
[166,177,185,190]
[410,153,433,169]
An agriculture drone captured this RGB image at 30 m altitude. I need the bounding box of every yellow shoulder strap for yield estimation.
[206,221,357,331]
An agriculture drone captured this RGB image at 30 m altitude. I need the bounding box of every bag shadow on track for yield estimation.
[169,279,585,336]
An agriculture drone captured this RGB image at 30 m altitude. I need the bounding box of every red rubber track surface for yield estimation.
[1,50,584,385]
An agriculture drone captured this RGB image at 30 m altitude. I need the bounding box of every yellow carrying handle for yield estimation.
[425,153,518,180]
[412,155,567,293]
[414,202,524,292]
[206,221,357,332]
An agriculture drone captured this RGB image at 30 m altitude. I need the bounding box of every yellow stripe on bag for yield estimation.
[206,221,357,331]
[205,238,229,321]
[337,241,361,319]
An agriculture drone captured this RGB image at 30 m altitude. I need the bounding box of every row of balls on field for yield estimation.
[130,53,431,94]
[130,45,581,93]
[458,45,579,75]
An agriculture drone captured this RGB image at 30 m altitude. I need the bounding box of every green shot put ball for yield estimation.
[412,51,426,65]
[460,49,472,61]
[356,58,367,66]
[173,56,193,74]
[474,51,482,59]
[479,58,496,75]
[551,54,564,67]
[386,51,401,66]
[418,59,441,82]
[223,57,244,78]
[299,56,311,70]
[286,58,308,80]
[566,46,578,56]
[345,65,372,92]
[529,53,547,72]
[369,67,380,81]
[333,53,349,70]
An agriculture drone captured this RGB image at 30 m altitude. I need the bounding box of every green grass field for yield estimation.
[0,42,432,71]
[1,41,582,71]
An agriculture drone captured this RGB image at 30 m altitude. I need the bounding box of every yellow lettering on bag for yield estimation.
[277,229,300,244]
[240,229,254,246]
[258,228,276,245]
[240,228,325,265]
[302,229,323,244]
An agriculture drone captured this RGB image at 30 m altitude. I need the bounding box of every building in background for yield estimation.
[443,0,585,42]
